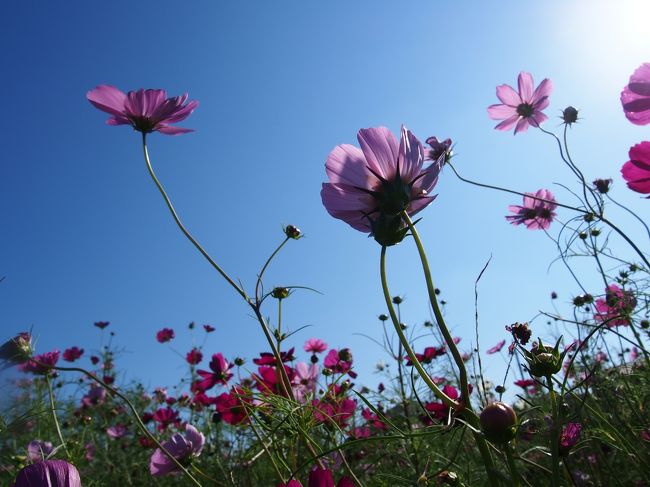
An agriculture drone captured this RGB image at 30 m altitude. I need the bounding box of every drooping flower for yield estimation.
[594,284,637,327]
[506,189,557,230]
[19,350,60,375]
[149,424,205,477]
[425,136,453,163]
[487,72,552,134]
[486,340,506,355]
[321,126,444,246]
[621,63,650,125]
[14,459,82,487]
[156,328,175,343]
[94,321,109,329]
[304,338,328,354]
[63,346,84,362]
[195,353,234,391]
[559,422,582,456]
[87,85,198,135]
[621,142,650,197]
[27,440,54,462]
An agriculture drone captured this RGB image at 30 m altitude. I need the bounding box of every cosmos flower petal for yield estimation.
[86,85,128,117]
[325,144,378,187]
[531,78,553,102]
[487,104,517,119]
[357,126,399,180]
[518,72,534,101]
[156,125,195,135]
[494,114,520,131]
[397,125,424,183]
[495,83,521,106]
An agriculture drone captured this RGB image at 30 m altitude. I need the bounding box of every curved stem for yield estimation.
[141,134,247,301]
[45,375,71,460]
[548,376,561,487]
[255,238,290,302]
[400,212,470,408]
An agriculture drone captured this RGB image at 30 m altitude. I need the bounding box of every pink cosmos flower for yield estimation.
[85,442,95,462]
[304,338,328,354]
[152,407,180,431]
[81,384,106,407]
[487,72,553,134]
[253,348,295,366]
[156,328,175,343]
[321,126,444,246]
[506,189,557,230]
[405,346,446,365]
[19,350,60,375]
[312,385,357,427]
[621,142,650,197]
[14,459,81,487]
[150,424,205,477]
[203,324,215,333]
[87,85,198,135]
[186,348,203,365]
[278,481,303,487]
[94,321,109,329]
[195,353,234,391]
[323,349,356,378]
[594,284,637,327]
[27,440,54,462]
[308,467,335,487]
[486,340,506,355]
[621,63,650,125]
[106,424,127,439]
[423,385,459,424]
[291,362,319,402]
[215,387,251,425]
[559,422,582,455]
[362,407,387,430]
[63,346,84,362]
[514,379,536,389]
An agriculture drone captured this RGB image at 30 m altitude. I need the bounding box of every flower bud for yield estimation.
[592,178,612,194]
[378,314,389,322]
[0,332,33,365]
[283,225,302,240]
[271,287,290,300]
[480,402,518,444]
[561,106,579,125]
[524,338,566,378]
[436,470,460,486]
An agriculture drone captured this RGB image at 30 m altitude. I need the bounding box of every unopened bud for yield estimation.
[284,225,302,240]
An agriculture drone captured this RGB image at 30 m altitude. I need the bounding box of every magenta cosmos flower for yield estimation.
[87,85,198,135]
[595,284,637,327]
[304,338,328,354]
[506,189,557,230]
[321,126,443,246]
[156,328,175,343]
[621,63,650,125]
[622,141,650,197]
[488,72,552,134]
[14,459,82,487]
[149,424,205,477]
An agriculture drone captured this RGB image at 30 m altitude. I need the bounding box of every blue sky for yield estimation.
[2,0,649,396]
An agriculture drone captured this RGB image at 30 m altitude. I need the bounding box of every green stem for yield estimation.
[400,212,470,410]
[379,246,499,487]
[45,375,70,460]
[548,376,561,487]
[141,134,247,301]
[255,238,289,302]
[504,444,522,487]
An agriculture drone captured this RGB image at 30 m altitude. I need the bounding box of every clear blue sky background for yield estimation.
[2,0,649,396]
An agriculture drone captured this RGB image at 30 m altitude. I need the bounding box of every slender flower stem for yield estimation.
[447,162,650,270]
[380,246,499,487]
[141,134,247,301]
[256,238,289,302]
[548,376,561,487]
[380,247,454,408]
[504,444,522,487]
[43,363,203,486]
[400,212,470,408]
[45,375,71,460]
